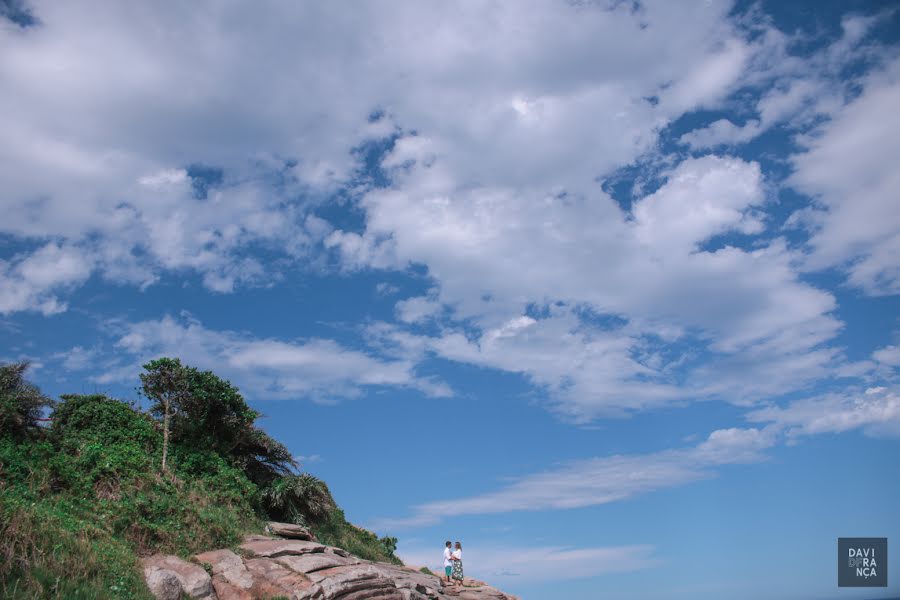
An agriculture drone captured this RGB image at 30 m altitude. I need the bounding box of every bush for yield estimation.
[139,358,297,483]
[312,508,402,565]
[0,362,52,441]
[0,438,152,599]
[48,395,158,494]
[261,473,335,525]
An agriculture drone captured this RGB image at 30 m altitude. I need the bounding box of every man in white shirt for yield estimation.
[442,540,453,584]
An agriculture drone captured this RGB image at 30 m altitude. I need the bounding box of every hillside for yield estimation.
[2,359,501,599]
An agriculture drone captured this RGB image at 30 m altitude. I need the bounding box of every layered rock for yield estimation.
[142,522,518,600]
[266,521,317,541]
[142,554,215,599]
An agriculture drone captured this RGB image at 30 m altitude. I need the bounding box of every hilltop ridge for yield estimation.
[1,360,516,599]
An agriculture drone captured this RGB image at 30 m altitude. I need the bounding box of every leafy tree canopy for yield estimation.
[0,362,52,440]
[139,357,296,483]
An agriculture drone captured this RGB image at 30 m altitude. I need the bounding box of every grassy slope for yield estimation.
[0,394,399,599]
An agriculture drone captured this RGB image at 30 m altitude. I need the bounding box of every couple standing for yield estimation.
[442,541,463,585]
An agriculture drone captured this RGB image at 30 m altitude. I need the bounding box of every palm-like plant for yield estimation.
[0,362,52,440]
[261,473,335,525]
[232,426,298,485]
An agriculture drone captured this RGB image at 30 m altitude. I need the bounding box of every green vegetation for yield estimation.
[312,507,400,565]
[0,361,52,441]
[0,360,401,599]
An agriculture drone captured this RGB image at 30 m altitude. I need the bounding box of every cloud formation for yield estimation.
[790,56,900,295]
[374,425,777,529]
[0,0,777,313]
[375,382,900,529]
[89,314,451,401]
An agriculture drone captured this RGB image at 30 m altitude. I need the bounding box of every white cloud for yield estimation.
[97,314,451,401]
[680,14,882,149]
[395,295,442,324]
[790,56,900,294]
[0,242,94,315]
[370,312,683,419]
[631,155,764,251]
[662,38,750,113]
[746,386,900,439]
[377,382,899,527]
[0,0,775,312]
[399,543,660,584]
[374,282,400,297]
[374,426,776,529]
[351,153,841,418]
[680,118,762,149]
[53,345,100,371]
[873,345,900,367]
[1,3,892,443]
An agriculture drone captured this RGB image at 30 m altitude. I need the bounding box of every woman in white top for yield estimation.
[451,541,464,583]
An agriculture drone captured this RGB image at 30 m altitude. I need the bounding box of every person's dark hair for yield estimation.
[445,541,452,547]
[455,541,462,548]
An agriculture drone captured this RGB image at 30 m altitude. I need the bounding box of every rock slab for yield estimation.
[142,554,215,599]
[267,521,318,541]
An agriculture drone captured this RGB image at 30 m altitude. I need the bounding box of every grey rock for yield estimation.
[142,555,215,599]
[276,552,360,574]
[303,564,404,599]
[244,557,314,599]
[144,567,182,600]
[209,575,254,600]
[370,563,445,596]
[267,521,317,541]
[239,538,326,558]
[194,549,253,590]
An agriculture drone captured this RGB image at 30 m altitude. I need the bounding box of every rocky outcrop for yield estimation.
[142,522,518,600]
[444,578,517,599]
[266,521,317,541]
[194,549,254,600]
[142,554,215,599]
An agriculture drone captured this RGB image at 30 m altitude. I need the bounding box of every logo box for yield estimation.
[838,538,887,587]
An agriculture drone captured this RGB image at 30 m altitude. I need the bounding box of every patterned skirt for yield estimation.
[451,560,464,581]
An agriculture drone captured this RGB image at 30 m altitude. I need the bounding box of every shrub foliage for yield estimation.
[0,362,53,440]
[0,360,401,598]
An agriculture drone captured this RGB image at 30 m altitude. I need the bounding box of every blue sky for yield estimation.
[2,1,899,598]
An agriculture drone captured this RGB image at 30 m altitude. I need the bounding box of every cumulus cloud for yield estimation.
[1,0,771,313]
[680,14,883,149]
[394,295,442,324]
[789,56,900,294]
[354,153,841,419]
[1,1,894,442]
[873,345,900,367]
[0,242,93,315]
[369,312,683,419]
